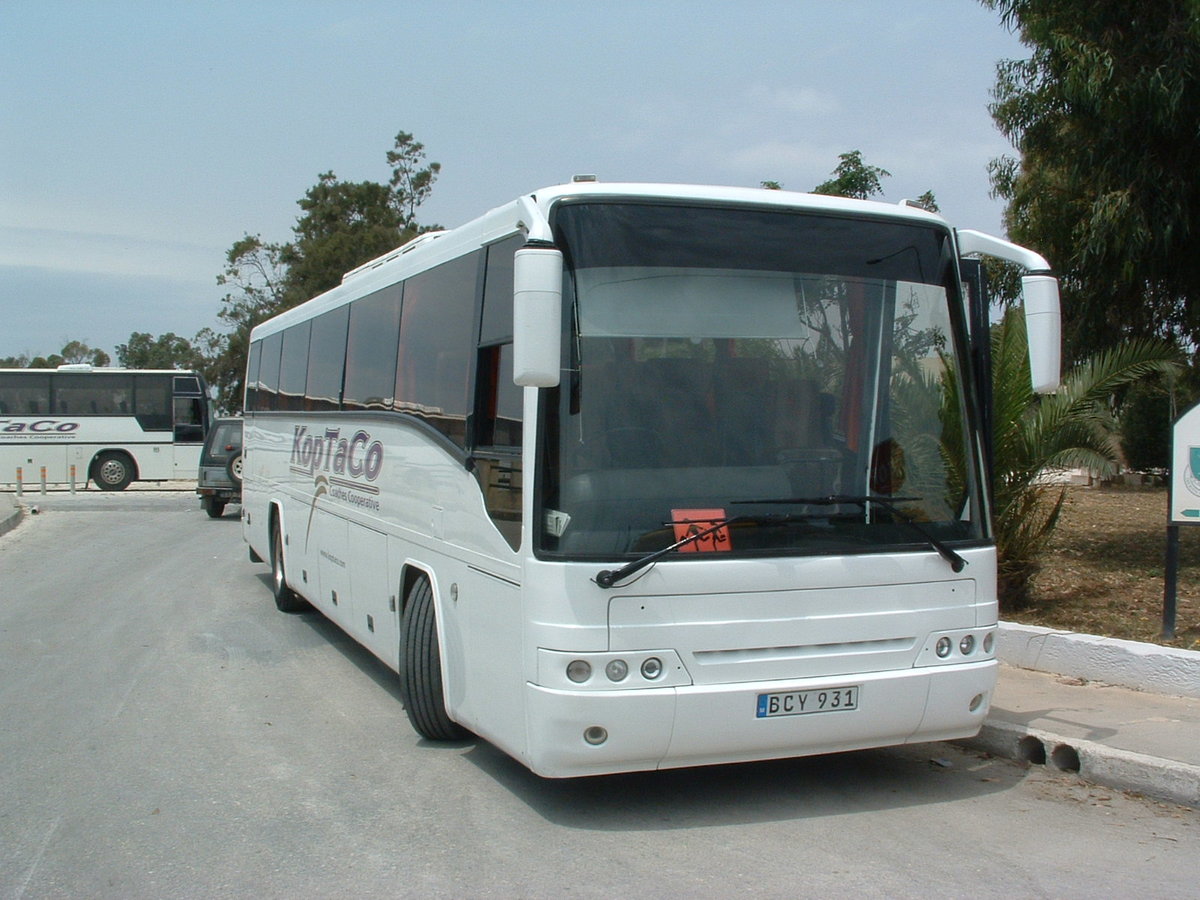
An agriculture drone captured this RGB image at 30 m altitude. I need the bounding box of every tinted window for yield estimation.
[344,285,402,410]
[134,374,173,429]
[244,340,262,412]
[475,344,522,448]
[278,322,311,411]
[174,375,203,396]
[396,252,481,444]
[306,306,349,410]
[480,234,522,344]
[203,421,242,463]
[257,331,283,411]
[0,373,51,415]
[53,373,134,416]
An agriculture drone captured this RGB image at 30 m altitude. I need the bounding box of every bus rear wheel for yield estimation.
[399,575,468,741]
[270,522,307,613]
[92,451,134,491]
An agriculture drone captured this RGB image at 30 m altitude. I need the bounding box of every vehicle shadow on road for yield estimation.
[463,739,1021,829]
[252,573,409,703]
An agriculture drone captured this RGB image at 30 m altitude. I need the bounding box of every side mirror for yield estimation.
[1021,274,1061,394]
[512,245,563,387]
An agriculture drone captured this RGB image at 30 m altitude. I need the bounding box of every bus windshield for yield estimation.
[539,202,984,560]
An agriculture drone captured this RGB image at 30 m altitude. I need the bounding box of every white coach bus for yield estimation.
[241,181,1060,777]
[0,366,211,491]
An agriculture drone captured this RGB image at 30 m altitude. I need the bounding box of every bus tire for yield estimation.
[399,575,468,741]
[92,451,134,491]
[270,522,307,613]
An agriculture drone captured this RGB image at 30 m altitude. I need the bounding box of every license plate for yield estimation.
[756,685,860,718]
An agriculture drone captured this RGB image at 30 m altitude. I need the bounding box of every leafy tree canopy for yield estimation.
[982,0,1200,362]
[117,332,202,369]
[198,129,441,413]
[812,150,892,200]
[2,342,109,368]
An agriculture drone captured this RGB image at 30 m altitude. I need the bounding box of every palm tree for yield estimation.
[986,309,1181,608]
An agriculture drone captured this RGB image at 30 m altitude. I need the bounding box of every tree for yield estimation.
[283,173,412,303]
[983,309,1180,607]
[812,150,891,200]
[386,131,442,229]
[13,342,110,368]
[117,332,202,369]
[201,129,442,414]
[982,0,1200,363]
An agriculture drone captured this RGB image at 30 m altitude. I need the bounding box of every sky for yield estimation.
[0,1,1030,361]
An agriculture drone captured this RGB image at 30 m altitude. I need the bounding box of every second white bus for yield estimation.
[0,366,211,490]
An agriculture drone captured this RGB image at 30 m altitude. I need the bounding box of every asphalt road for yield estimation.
[1,491,1197,899]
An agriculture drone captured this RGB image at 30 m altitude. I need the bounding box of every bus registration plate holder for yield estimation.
[756,686,859,718]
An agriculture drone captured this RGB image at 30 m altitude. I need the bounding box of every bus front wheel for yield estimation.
[270,523,307,613]
[92,452,134,491]
[399,575,468,741]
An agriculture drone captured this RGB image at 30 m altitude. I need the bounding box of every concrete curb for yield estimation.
[0,493,21,538]
[963,719,1200,808]
[998,621,1200,699]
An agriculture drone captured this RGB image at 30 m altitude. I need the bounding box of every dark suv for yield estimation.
[197,417,243,518]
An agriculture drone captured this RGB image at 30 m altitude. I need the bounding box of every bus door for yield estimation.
[171,375,208,476]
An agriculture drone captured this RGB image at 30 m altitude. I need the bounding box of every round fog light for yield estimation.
[641,657,664,679]
[969,693,984,713]
[583,726,608,745]
[983,632,995,654]
[959,634,976,655]
[935,637,953,658]
[605,659,629,682]
[566,660,592,683]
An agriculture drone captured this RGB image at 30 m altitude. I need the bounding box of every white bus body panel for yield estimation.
[0,417,200,485]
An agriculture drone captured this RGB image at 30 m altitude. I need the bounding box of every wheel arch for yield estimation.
[89,448,139,480]
[396,561,468,740]
[267,500,286,555]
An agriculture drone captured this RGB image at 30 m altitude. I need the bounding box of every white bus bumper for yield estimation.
[522,660,997,778]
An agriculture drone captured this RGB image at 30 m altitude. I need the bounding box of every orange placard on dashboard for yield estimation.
[671,508,732,553]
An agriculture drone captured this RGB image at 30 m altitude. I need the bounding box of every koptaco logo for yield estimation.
[0,419,80,434]
[290,426,383,481]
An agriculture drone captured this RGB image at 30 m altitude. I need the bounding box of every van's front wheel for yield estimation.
[399,575,468,741]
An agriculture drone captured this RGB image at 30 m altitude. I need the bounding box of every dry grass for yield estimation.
[1012,485,1200,650]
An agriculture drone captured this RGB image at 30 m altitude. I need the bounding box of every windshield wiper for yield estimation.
[731,494,968,573]
[594,513,807,589]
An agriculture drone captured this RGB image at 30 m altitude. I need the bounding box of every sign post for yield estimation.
[1164,400,1200,639]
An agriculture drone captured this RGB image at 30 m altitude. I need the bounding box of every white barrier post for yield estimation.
[40,466,48,495]
[15,466,22,498]
[69,464,77,495]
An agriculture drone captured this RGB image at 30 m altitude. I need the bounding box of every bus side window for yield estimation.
[174,397,205,443]
[472,343,522,551]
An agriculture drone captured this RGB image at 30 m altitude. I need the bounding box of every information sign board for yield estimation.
[1169,400,1200,525]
